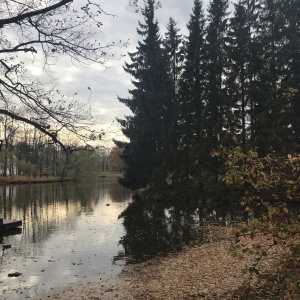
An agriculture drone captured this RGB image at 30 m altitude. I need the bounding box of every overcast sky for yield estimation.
[38,0,216,144]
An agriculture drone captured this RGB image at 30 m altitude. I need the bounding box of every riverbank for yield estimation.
[0,172,122,185]
[34,225,288,300]
[0,175,70,184]
[98,172,122,178]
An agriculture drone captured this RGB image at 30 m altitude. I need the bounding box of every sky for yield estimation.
[41,0,213,144]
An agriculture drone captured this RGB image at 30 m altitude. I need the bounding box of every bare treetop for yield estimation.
[0,0,120,153]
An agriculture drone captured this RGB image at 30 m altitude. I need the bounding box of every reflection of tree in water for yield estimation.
[0,180,107,245]
[71,180,101,214]
[107,178,132,203]
[116,196,241,263]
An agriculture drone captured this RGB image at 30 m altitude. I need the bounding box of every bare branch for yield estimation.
[0,108,69,153]
[0,0,120,154]
[0,0,72,27]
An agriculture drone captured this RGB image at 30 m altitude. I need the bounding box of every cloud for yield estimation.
[45,0,213,132]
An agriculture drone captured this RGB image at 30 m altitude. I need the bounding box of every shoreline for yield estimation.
[0,175,70,185]
[0,173,122,185]
[33,226,285,300]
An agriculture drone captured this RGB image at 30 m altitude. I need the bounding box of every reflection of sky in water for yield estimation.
[0,178,131,300]
[0,178,241,299]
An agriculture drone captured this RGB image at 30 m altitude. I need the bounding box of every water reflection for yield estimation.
[0,178,242,299]
[0,178,131,300]
[117,197,242,263]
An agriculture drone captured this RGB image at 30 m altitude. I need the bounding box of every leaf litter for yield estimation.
[34,225,286,300]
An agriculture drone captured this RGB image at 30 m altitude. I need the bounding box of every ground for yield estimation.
[34,226,287,300]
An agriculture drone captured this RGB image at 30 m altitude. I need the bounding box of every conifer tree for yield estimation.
[244,0,292,153]
[225,0,259,146]
[204,0,229,181]
[242,0,264,147]
[179,0,206,146]
[163,17,184,95]
[250,0,280,152]
[115,0,170,190]
[278,0,300,150]
[175,0,207,188]
[162,18,184,184]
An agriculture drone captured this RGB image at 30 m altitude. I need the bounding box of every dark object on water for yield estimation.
[0,218,22,231]
[8,272,22,277]
[0,228,22,237]
[2,244,11,251]
[106,204,110,206]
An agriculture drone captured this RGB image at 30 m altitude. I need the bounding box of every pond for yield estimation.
[0,178,241,299]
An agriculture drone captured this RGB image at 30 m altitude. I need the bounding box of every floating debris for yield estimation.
[2,245,11,251]
[8,272,22,278]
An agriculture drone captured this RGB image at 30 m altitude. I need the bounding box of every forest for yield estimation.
[116,0,300,200]
[116,1,300,296]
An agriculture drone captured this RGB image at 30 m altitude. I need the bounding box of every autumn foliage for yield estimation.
[213,147,300,298]
[108,146,124,172]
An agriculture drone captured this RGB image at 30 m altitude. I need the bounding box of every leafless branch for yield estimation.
[0,0,72,27]
[0,0,121,152]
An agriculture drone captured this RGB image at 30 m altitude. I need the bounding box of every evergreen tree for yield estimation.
[115,0,171,190]
[250,0,281,153]
[176,0,207,188]
[163,17,184,95]
[244,0,291,154]
[162,18,184,184]
[225,0,259,147]
[204,0,229,180]
[179,0,206,146]
[278,0,300,150]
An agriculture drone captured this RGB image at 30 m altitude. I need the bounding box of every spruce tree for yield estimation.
[162,17,184,184]
[204,0,229,181]
[278,0,300,150]
[175,0,207,188]
[179,0,206,146]
[225,0,259,147]
[246,0,291,154]
[251,0,280,153]
[115,0,170,190]
[163,17,184,95]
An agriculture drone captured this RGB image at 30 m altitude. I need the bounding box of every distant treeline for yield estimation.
[0,116,113,179]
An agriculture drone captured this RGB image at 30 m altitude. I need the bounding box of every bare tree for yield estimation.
[0,0,120,154]
[0,115,19,176]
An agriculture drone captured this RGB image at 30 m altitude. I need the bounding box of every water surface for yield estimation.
[0,178,131,299]
[0,178,241,299]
